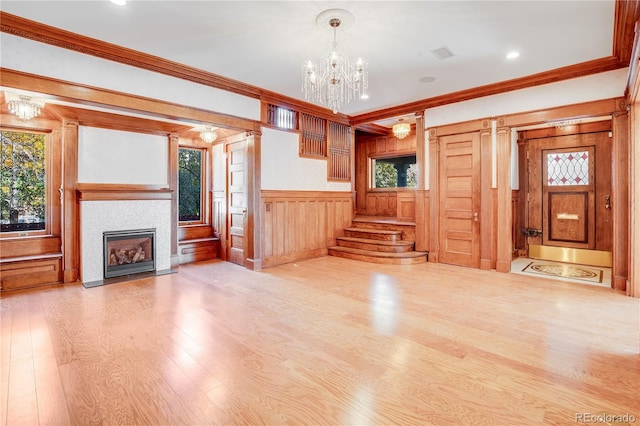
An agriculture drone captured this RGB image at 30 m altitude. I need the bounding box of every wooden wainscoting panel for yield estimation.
[396,192,416,220]
[0,256,62,291]
[261,191,352,268]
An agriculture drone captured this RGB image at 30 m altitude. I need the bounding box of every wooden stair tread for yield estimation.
[344,227,401,235]
[336,236,414,246]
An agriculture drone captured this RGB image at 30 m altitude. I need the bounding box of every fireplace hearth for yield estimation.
[103,228,156,279]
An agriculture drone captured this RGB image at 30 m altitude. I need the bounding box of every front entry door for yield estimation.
[438,132,481,268]
[525,129,612,263]
[227,140,247,266]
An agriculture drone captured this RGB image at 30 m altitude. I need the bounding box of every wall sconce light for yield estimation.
[392,119,411,139]
[6,95,44,121]
[200,127,218,143]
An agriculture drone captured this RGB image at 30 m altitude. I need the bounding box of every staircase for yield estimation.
[328,216,428,264]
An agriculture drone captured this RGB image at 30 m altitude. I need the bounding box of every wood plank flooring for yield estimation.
[1,256,639,425]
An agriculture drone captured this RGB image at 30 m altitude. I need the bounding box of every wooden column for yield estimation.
[169,134,179,268]
[62,120,79,283]
[516,136,528,257]
[245,128,262,271]
[612,106,629,291]
[428,128,439,262]
[479,122,493,270]
[495,119,512,272]
[414,111,428,252]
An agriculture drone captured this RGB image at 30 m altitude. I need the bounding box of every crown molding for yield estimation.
[2,2,637,128]
[350,56,625,126]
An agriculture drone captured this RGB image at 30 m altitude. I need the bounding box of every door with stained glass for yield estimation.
[541,146,595,249]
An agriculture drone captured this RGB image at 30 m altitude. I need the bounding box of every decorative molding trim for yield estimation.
[351,57,626,125]
[77,183,173,201]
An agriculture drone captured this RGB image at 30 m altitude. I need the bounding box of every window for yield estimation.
[546,151,589,186]
[178,147,204,223]
[266,104,297,130]
[0,130,47,233]
[372,155,417,188]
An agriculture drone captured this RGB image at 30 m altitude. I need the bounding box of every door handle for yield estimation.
[473,212,478,222]
[604,195,611,209]
[242,207,247,217]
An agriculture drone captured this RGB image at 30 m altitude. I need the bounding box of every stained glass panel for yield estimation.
[546,151,589,186]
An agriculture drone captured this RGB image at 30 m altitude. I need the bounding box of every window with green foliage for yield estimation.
[178,147,204,223]
[372,155,417,188]
[1,130,46,233]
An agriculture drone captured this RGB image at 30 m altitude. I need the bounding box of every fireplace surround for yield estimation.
[103,228,156,279]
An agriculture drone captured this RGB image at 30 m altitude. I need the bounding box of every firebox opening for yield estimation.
[103,229,156,279]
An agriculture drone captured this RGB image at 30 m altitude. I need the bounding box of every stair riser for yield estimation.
[337,240,413,253]
[344,230,399,241]
[351,223,415,242]
[328,249,427,265]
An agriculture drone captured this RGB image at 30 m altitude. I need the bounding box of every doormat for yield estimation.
[522,261,603,284]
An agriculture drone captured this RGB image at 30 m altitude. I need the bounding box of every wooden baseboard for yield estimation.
[262,248,327,268]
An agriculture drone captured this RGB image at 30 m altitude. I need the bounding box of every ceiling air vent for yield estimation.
[431,46,455,60]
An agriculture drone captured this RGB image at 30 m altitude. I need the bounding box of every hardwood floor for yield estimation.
[1,256,639,425]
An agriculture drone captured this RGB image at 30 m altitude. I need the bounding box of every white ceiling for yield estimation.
[0,1,616,118]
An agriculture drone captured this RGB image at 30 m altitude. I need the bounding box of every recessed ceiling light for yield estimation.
[506,51,520,59]
[110,0,127,5]
[418,76,436,84]
[360,93,369,100]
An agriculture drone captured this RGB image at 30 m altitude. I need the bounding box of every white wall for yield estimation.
[261,127,351,192]
[78,127,168,185]
[0,33,260,120]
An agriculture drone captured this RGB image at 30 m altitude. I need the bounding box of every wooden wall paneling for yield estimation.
[169,134,179,267]
[630,95,640,298]
[516,137,528,256]
[495,121,512,272]
[245,130,262,271]
[428,129,439,262]
[0,256,62,291]
[396,192,416,220]
[612,109,630,291]
[594,131,613,252]
[480,127,493,270]
[414,112,427,251]
[511,190,520,257]
[62,120,78,283]
[260,191,352,268]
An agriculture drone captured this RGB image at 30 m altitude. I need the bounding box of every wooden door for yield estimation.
[526,130,611,253]
[542,147,595,249]
[227,140,247,266]
[438,132,481,267]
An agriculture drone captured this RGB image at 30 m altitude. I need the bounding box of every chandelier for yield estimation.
[7,95,43,120]
[200,127,217,143]
[393,120,411,139]
[302,9,368,113]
